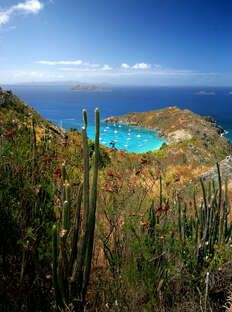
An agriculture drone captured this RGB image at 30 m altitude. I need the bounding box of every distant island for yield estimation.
[196,90,215,96]
[71,84,111,92]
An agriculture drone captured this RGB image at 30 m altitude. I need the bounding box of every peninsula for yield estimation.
[105,106,232,183]
[104,106,227,143]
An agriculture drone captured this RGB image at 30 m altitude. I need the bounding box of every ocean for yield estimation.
[9,85,232,153]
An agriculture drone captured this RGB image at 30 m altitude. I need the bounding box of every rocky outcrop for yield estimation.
[201,156,232,182]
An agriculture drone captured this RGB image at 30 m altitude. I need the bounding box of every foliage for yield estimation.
[52,108,100,311]
[1,93,232,311]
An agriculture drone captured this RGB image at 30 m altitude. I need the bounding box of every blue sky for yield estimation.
[0,0,231,85]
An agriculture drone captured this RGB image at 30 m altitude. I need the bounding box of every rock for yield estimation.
[201,158,232,182]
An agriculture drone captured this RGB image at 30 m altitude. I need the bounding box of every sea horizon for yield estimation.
[8,84,232,151]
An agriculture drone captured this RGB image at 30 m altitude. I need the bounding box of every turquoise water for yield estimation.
[54,118,164,153]
[226,131,232,141]
[10,86,232,153]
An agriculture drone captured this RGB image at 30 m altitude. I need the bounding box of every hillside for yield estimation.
[105,106,228,143]
[1,89,232,311]
[0,87,65,140]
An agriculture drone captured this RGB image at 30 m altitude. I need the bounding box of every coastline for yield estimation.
[104,106,230,145]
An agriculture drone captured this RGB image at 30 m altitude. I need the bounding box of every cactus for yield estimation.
[69,183,83,275]
[52,224,61,309]
[32,117,37,161]
[177,195,182,242]
[176,163,232,269]
[52,108,100,311]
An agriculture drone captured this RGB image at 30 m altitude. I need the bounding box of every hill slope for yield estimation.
[1,89,232,311]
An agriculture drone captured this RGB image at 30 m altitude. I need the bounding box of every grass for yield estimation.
[1,91,232,311]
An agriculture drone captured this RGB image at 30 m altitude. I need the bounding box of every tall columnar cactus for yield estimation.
[52,108,100,311]
[177,163,232,268]
[177,195,182,242]
[82,108,100,298]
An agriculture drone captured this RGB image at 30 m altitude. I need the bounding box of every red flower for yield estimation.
[156,204,163,212]
[164,201,170,212]
[43,155,54,162]
[4,130,13,138]
[105,185,113,193]
[106,169,114,178]
[54,168,62,180]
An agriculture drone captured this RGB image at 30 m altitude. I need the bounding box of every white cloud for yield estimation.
[58,67,98,72]
[82,62,100,68]
[132,62,151,70]
[0,13,10,25]
[121,63,130,69]
[0,66,218,85]
[37,60,83,65]
[1,59,218,84]
[0,0,43,25]
[14,0,43,13]
[101,64,112,71]
[37,60,103,70]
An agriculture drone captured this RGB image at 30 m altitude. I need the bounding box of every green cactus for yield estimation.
[69,183,83,275]
[178,163,232,268]
[52,224,61,309]
[52,108,100,311]
[82,108,100,298]
[177,196,182,242]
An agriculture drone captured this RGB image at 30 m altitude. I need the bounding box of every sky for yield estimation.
[0,0,232,86]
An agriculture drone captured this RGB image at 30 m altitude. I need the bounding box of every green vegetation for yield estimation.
[1,90,232,311]
[52,109,100,311]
